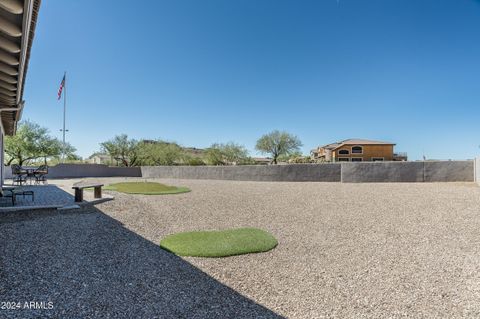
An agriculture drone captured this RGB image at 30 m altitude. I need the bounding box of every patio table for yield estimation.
[24,168,37,185]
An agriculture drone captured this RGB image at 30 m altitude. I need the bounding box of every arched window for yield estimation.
[351,146,363,154]
[338,149,349,155]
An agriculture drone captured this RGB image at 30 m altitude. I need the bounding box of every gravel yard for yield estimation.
[1,179,480,318]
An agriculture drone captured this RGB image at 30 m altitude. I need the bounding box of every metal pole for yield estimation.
[62,72,66,163]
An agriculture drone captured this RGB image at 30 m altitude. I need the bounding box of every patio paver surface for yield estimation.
[0,185,74,208]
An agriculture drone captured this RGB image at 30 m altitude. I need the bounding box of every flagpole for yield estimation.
[62,71,66,163]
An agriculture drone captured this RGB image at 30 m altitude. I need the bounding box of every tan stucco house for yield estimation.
[311,139,407,162]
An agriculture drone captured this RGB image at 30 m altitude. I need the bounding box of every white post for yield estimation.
[475,157,479,185]
[62,72,67,162]
[0,131,3,186]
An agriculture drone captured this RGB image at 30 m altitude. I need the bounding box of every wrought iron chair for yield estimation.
[33,165,48,185]
[0,187,15,206]
[11,164,27,186]
[0,186,34,206]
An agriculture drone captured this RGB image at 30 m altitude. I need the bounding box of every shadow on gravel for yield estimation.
[0,207,283,319]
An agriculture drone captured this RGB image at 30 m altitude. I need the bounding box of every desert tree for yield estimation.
[136,140,184,166]
[255,130,302,164]
[100,134,139,167]
[205,142,249,165]
[5,120,77,166]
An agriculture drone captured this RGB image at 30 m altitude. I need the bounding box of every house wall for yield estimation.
[334,144,394,161]
[311,147,333,161]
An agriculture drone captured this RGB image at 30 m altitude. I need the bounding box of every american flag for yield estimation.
[57,74,65,100]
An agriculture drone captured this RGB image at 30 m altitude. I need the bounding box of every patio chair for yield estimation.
[0,187,34,206]
[33,165,48,185]
[0,187,15,206]
[11,164,27,186]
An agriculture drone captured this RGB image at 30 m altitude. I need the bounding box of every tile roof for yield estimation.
[317,139,395,151]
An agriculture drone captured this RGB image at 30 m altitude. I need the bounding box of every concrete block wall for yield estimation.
[141,164,342,182]
[4,164,141,179]
[341,161,474,183]
[143,161,474,183]
[341,162,425,183]
[3,161,475,183]
[424,161,474,182]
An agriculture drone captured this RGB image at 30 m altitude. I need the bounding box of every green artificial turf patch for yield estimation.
[160,228,278,257]
[102,182,190,195]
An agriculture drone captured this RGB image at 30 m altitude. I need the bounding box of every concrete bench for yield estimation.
[72,182,103,202]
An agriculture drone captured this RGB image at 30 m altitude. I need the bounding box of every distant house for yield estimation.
[87,154,113,165]
[311,139,407,162]
[252,157,272,165]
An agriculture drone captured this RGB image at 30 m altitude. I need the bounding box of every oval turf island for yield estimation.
[103,182,190,195]
[160,228,278,257]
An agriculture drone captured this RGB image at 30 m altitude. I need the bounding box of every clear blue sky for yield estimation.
[22,0,480,160]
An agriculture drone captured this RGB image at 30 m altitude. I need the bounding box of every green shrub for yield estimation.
[185,157,206,166]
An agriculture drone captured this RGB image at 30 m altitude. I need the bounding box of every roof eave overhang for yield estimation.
[0,0,40,136]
